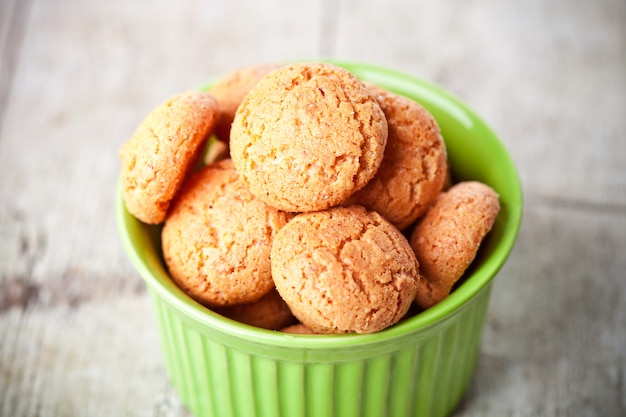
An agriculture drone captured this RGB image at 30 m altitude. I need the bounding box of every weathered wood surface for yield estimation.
[1,0,624,416]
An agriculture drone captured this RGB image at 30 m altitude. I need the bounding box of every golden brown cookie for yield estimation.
[271,206,419,334]
[214,288,297,330]
[230,62,388,212]
[409,181,500,309]
[281,323,315,334]
[209,63,281,142]
[161,159,293,307]
[119,91,219,224]
[442,164,453,192]
[344,85,447,230]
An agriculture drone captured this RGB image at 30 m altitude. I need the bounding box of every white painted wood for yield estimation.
[334,0,626,207]
[0,0,624,415]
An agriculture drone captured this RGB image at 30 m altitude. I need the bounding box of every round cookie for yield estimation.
[162,159,293,307]
[271,206,419,334]
[344,84,448,231]
[281,323,315,334]
[119,91,219,224]
[230,62,388,212]
[209,63,281,142]
[214,288,297,330]
[409,181,500,309]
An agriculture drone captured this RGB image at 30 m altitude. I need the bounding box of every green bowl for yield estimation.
[116,61,523,417]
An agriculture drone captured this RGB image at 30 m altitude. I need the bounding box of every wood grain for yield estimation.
[0,0,624,416]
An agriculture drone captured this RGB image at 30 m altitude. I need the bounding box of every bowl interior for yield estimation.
[116,61,523,349]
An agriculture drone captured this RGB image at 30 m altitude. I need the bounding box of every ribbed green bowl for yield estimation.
[116,61,523,417]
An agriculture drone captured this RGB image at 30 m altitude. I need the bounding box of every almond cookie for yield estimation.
[271,206,419,334]
[119,91,219,224]
[162,159,292,307]
[281,323,315,334]
[209,63,280,142]
[409,181,500,309]
[230,62,388,212]
[344,85,447,230]
[214,288,297,330]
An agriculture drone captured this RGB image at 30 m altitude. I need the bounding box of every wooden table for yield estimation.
[1,0,624,415]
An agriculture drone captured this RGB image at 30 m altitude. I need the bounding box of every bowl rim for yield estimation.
[116,60,523,349]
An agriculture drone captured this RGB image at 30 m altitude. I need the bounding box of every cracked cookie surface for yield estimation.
[162,159,292,307]
[119,91,219,224]
[214,288,297,330]
[344,85,447,230]
[271,206,419,334]
[209,63,280,142]
[229,62,388,212]
[410,181,500,309]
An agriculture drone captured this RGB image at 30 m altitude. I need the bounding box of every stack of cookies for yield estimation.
[119,62,500,334]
